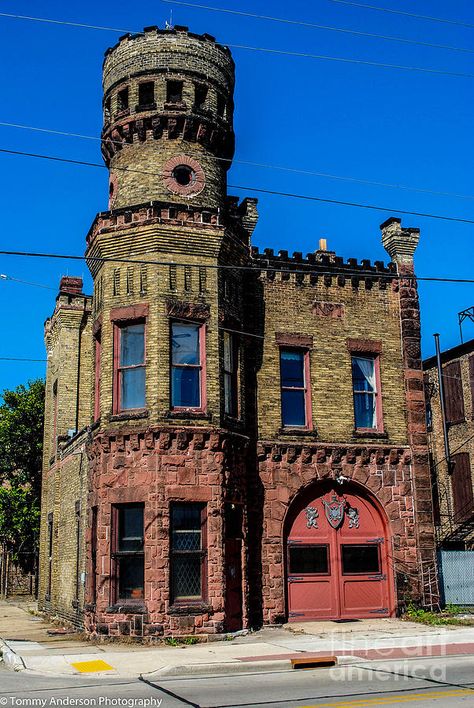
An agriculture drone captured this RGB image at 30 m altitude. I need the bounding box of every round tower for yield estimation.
[101,25,235,210]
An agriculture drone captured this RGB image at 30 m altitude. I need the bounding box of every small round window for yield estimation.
[164,155,205,197]
[172,165,195,187]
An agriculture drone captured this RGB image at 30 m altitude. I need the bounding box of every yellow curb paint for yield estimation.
[70,659,114,673]
[300,687,474,707]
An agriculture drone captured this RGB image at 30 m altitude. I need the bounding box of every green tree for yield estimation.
[0,379,44,561]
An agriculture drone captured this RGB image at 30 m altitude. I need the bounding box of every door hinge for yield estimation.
[288,576,304,583]
[289,612,306,617]
[369,608,389,614]
[287,539,303,545]
[366,537,384,543]
[367,574,387,581]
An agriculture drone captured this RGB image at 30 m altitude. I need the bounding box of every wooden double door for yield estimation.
[286,483,394,621]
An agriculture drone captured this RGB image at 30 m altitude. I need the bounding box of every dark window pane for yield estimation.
[138,81,154,105]
[281,349,304,388]
[167,80,183,103]
[118,555,144,599]
[117,87,129,110]
[289,545,329,574]
[172,554,201,599]
[341,545,380,574]
[118,506,143,552]
[120,324,144,366]
[172,531,201,551]
[354,392,376,428]
[172,323,200,365]
[352,356,375,392]
[172,504,202,532]
[172,367,200,407]
[121,367,145,409]
[282,389,306,427]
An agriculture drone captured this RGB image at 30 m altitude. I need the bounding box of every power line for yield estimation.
[2,146,474,226]
[162,0,474,55]
[3,120,474,201]
[0,273,56,290]
[326,0,474,31]
[1,249,474,285]
[0,357,47,362]
[1,11,474,79]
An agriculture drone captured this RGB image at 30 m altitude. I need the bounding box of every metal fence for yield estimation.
[0,549,38,598]
[438,550,474,606]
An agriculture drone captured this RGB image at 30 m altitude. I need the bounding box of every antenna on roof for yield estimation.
[165,10,173,29]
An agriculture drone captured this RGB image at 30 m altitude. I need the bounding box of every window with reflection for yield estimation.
[170,504,206,603]
[351,355,380,429]
[280,348,309,427]
[113,504,144,601]
[114,322,145,411]
[171,322,204,409]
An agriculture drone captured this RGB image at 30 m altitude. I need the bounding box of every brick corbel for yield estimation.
[166,299,210,321]
[275,332,313,348]
[346,338,382,353]
[110,303,149,322]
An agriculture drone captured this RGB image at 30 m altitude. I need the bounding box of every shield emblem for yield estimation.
[322,493,345,529]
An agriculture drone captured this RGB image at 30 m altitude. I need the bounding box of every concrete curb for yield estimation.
[0,641,26,672]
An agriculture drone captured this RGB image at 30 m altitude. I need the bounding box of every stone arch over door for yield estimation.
[283,480,395,621]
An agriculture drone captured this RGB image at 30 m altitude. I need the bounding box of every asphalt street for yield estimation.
[1,655,474,707]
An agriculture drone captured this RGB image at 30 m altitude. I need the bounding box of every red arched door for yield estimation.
[286,482,394,621]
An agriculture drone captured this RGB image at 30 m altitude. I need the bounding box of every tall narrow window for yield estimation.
[114,322,146,412]
[443,360,465,424]
[280,348,310,427]
[138,81,154,107]
[52,380,58,454]
[90,506,98,605]
[117,87,129,111]
[46,512,53,599]
[451,453,473,523]
[171,322,204,409]
[112,504,144,601]
[351,355,381,430]
[194,83,207,109]
[74,501,81,606]
[94,331,101,421]
[216,93,225,117]
[170,504,206,603]
[167,80,183,104]
[223,331,238,417]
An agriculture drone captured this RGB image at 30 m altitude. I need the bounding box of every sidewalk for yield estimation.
[2,599,474,678]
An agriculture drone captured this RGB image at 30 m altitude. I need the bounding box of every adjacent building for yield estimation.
[39,26,438,638]
[424,339,474,549]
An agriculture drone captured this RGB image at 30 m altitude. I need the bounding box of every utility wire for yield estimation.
[0,273,56,290]
[0,357,47,362]
[2,146,474,226]
[161,1,474,55]
[326,0,474,31]
[1,250,474,285]
[3,120,474,201]
[1,11,474,79]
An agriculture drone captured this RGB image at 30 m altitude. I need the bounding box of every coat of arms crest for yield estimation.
[322,492,345,529]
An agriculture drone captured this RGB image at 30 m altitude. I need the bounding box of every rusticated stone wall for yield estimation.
[84,426,248,637]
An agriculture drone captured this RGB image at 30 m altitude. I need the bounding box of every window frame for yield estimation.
[170,320,207,412]
[279,346,313,430]
[351,353,384,432]
[94,330,101,421]
[113,319,146,414]
[137,81,155,108]
[223,330,239,418]
[169,503,207,605]
[166,79,183,104]
[111,503,145,605]
[46,512,53,600]
[288,544,330,576]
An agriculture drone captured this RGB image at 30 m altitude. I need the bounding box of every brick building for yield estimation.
[39,26,438,638]
[424,339,474,549]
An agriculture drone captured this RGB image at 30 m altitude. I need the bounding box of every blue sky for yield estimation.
[0,0,473,394]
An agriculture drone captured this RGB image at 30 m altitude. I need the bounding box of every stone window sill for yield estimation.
[114,108,131,119]
[165,410,212,421]
[164,101,187,111]
[168,602,212,616]
[135,102,157,113]
[352,429,388,440]
[106,604,147,615]
[109,409,149,422]
[278,427,318,438]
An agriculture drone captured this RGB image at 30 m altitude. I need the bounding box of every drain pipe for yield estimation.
[434,333,451,474]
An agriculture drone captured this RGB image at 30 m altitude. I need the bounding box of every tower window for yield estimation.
[194,83,207,109]
[172,165,195,187]
[104,97,111,121]
[138,82,154,107]
[117,87,129,111]
[167,80,183,104]
[216,93,225,117]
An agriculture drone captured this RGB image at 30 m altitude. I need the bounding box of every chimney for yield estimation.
[380,217,420,266]
[59,276,83,295]
[319,238,327,251]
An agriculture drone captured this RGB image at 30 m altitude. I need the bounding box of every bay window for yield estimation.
[113,322,145,412]
[170,503,206,603]
[223,331,238,417]
[171,321,205,409]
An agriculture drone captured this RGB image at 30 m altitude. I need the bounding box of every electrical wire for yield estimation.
[326,0,474,31]
[1,11,474,79]
[0,357,47,362]
[2,146,474,226]
[161,1,474,55]
[1,249,474,285]
[0,273,56,290]
[3,120,474,201]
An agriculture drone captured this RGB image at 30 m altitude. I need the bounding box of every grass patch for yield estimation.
[405,602,474,626]
[164,635,200,646]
